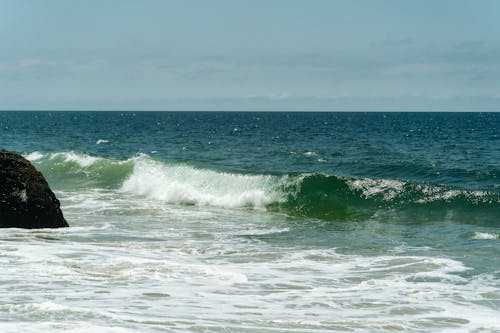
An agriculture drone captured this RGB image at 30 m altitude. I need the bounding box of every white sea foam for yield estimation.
[0,322,134,333]
[120,158,282,209]
[348,178,405,200]
[238,227,290,236]
[2,220,499,333]
[49,152,99,168]
[24,151,44,161]
[25,151,143,174]
[96,139,109,144]
[347,177,495,205]
[472,232,499,240]
[1,302,55,313]
[303,151,318,157]
[24,151,103,168]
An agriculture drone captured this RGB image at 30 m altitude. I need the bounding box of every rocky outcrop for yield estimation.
[0,150,68,228]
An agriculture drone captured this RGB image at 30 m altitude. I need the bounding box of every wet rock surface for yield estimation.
[0,149,68,228]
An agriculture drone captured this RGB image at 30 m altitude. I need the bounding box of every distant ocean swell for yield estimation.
[26,151,499,221]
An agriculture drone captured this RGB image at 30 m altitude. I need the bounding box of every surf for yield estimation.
[26,151,500,222]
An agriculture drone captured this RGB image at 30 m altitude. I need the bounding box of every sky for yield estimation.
[1,0,500,111]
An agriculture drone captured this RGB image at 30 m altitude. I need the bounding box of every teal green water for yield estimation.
[0,111,499,332]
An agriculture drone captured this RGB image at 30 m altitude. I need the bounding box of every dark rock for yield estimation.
[0,149,68,228]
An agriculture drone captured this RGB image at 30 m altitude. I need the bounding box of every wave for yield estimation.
[26,151,499,221]
[120,158,281,209]
[273,174,498,220]
[25,151,136,189]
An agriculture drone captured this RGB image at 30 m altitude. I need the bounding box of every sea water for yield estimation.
[0,111,498,332]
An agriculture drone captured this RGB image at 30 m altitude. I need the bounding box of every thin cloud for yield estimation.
[455,40,486,50]
[373,37,414,48]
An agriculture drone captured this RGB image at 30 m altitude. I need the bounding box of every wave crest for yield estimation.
[120,159,282,209]
[25,151,135,188]
[25,151,499,220]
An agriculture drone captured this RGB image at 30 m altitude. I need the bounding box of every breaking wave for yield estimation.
[26,151,499,221]
[120,158,280,209]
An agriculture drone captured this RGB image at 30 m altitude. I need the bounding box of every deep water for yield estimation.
[0,111,499,332]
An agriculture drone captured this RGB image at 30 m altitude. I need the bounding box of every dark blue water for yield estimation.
[1,111,499,332]
[2,111,498,189]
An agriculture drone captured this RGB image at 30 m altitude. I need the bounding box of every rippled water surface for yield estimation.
[0,112,499,332]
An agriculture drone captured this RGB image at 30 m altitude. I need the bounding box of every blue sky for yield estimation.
[1,0,499,111]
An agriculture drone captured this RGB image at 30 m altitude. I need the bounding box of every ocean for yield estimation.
[0,111,498,332]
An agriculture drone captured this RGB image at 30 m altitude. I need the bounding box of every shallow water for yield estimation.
[0,112,499,332]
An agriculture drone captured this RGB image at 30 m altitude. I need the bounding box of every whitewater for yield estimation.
[0,111,499,332]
